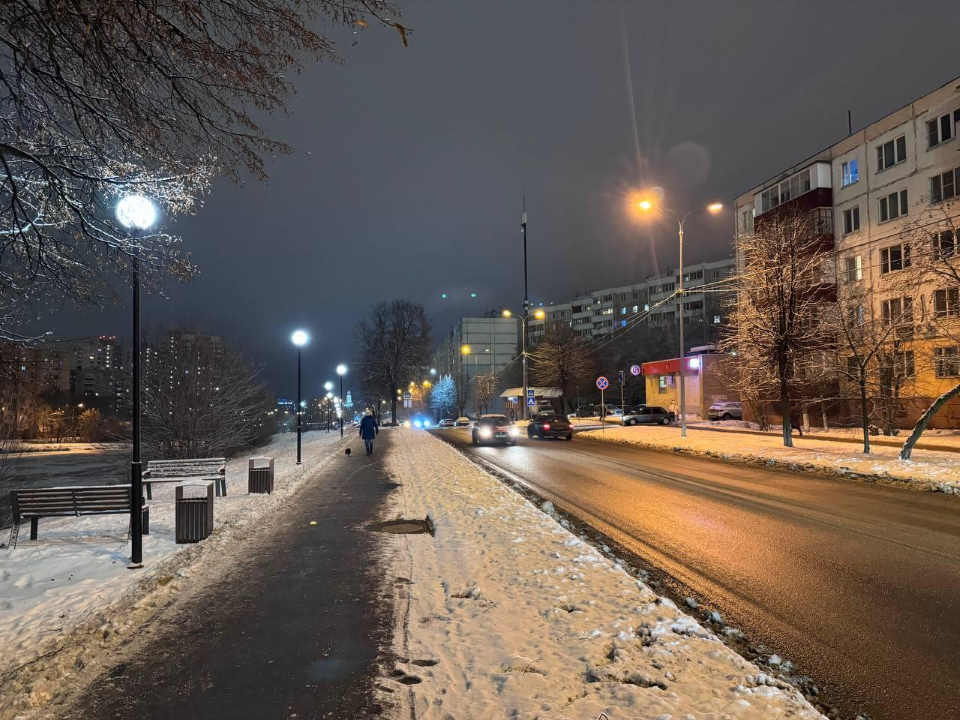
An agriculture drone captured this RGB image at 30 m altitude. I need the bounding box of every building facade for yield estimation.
[527,259,735,346]
[431,317,518,415]
[735,76,960,427]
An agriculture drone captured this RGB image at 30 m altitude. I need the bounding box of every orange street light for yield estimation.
[533,309,545,320]
[502,309,513,318]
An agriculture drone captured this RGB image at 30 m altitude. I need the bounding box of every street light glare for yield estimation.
[638,199,653,211]
[324,381,333,391]
[336,363,347,375]
[461,344,471,355]
[291,329,309,347]
[116,195,157,230]
[534,309,545,320]
[502,309,513,318]
[707,202,724,213]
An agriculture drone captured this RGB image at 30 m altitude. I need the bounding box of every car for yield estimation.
[471,414,520,445]
[455,416,471,427]
[708,401,743,421]
[438,418,455,428]
[410,414,433,429]
[527,413,573,440]
[620,406,675,426]
[575,405,598,418]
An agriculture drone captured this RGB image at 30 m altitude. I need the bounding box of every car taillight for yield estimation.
[543,423,551,430]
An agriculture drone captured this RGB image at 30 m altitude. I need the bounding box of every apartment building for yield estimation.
[431,317,518,414]
[734,76,960,427]
[527,259,735,346]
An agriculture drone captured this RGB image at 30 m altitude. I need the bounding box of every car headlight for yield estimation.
[508,427,519,437]
[403,420,411,428]
[413,420,422,429]
[423,420,431,428]
[479,427,492,438]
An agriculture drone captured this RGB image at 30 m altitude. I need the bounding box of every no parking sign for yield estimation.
[595,376,609,390]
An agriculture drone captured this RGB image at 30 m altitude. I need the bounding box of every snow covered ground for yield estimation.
[379,428,825,719]
[579,424,960,492]
[0,430,345,711]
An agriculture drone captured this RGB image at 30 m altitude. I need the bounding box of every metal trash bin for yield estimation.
[175,481,214,544]
[248,456,275,494]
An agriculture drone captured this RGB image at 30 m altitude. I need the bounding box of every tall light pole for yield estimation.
[460,344,471,417]
[291,331,309,463]
[324,382,333,432]
[503,308,545,419]
[336,364,347,436]
[637,198,723,437]
[116,194,157,568]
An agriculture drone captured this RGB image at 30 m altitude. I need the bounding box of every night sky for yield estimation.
[50,0,960,396]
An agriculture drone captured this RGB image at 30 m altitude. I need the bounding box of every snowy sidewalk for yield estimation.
[378,428,825,719]
[580,424,960,493]
[0,431,345,715]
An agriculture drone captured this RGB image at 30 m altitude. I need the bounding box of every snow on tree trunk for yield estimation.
[859,375,871,454]
[900,382,960,460]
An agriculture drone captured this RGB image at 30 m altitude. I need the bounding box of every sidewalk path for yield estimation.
[61,433,397,720]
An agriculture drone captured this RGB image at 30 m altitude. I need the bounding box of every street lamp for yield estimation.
[503,308,545,419]
[291,330,309,463]
[323,381,334,432]
[637,197,724,438]
[116,194,157,568]
[336,364,347,436]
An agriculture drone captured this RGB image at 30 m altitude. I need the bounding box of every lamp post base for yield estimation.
[127,562,144,570]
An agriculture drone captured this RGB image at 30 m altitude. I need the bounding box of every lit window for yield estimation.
[841,159,859,187]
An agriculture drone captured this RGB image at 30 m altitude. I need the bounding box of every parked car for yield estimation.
[575,405,597,418]
[471,414,520,445]
[438,418,456,428]
[620,406,675,425]
[527,413,573,440]
[455,416,471,427]
[708,401,743,421]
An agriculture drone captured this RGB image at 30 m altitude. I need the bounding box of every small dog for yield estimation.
[344,447,352,456]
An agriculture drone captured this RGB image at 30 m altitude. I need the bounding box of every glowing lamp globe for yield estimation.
[116,195,157,230]
[336,364,347,376]
[291,330,309,347]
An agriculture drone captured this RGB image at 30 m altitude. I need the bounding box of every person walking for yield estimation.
[359,408,379,456]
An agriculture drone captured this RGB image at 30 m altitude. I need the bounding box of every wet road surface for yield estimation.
[433,427,960,720]
[64,433,397,719]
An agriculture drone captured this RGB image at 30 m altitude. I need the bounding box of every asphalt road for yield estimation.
[432,426,960,720]
[63,433,398,720]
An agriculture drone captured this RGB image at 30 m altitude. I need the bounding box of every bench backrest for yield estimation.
[145,458,226,477]
[11,485,131,522]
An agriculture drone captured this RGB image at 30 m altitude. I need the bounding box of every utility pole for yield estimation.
[521,196,530,420]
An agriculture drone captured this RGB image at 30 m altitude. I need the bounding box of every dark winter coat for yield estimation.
[359,415,379,440]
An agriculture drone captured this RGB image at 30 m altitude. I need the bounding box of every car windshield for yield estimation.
[481,416,508,426]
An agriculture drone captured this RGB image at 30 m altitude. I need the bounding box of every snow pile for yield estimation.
[379,428,824,719]
[580,425,960,492]
[0,430,345,703]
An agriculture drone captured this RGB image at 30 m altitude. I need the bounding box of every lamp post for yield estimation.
[324,382,333,432]
[503,308,545,419]
[116,194,157,568]
[637,198,723,437]
[291,330,309,463]
[336,364,347,436]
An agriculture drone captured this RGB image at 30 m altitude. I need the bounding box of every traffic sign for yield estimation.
[630,364,641,376]
[527,397,536,406]
[618,370,625,386]
[596,376,609,390]
[526,388,535,397]
[403,391,412,400]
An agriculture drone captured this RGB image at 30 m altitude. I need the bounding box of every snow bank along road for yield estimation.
[382,428,823,720]
[431,426,960,720]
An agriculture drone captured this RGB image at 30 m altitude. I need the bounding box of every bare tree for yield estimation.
[455,369,469,418]
[143,342,272,459]
[724,211,834,447]
[896,200,960,459]
[353,299,432,425]
[529,327,595,414]
[474,372,499,415]
[827,282,915,453]
[0,0,404,340]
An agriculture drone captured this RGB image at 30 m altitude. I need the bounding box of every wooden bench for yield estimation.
[9,485,148,548]
[142,458,227,500]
